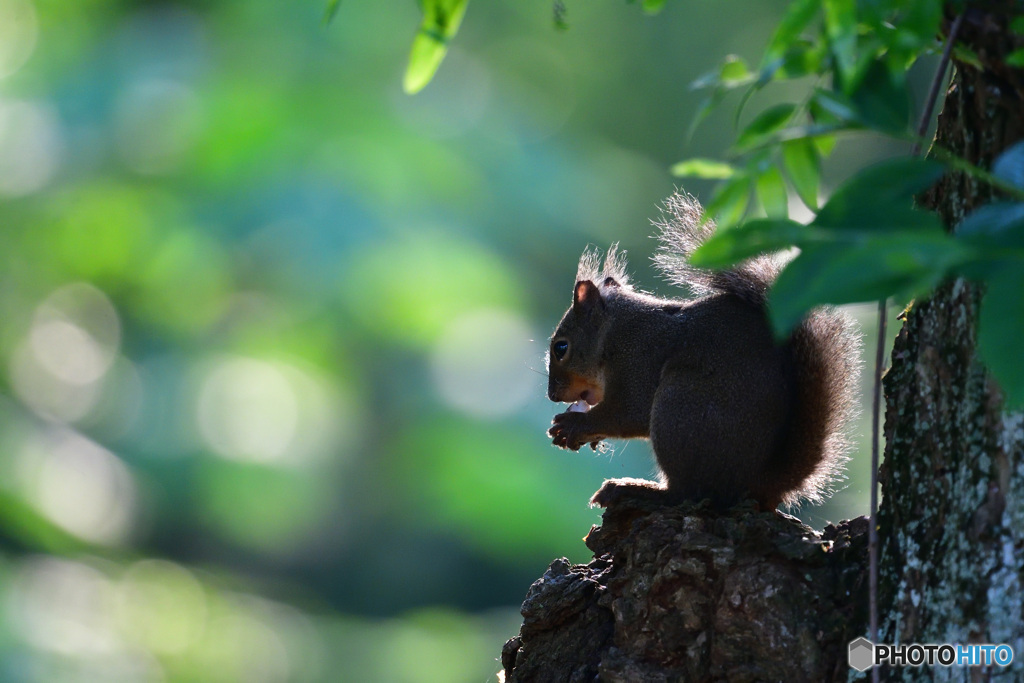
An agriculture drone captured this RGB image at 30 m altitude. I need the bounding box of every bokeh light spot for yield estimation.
[117,559,207,655]
[33,283,120,379]
[16,429,136,545]
[431,308,536,419]
[0,97,59,197]
[342,234,525,347]
[9,557,119,655]
[197,357,299,464]
[9,342,103,422]
[0,100,60,196]
[194,599,291,683]
[9,283,121,421]
[30,320,108,386]
[0,0,37,79]
[376,609,490,683]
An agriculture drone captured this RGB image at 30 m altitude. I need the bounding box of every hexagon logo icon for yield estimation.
[848,637,875,672]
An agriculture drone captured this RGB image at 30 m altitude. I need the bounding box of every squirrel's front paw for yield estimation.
[549,412,602,451]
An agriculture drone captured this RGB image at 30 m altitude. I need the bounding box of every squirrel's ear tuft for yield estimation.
[573,280,603,311]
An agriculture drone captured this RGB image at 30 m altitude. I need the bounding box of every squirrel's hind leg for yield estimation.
[648,362,781,509]
[589,477,670,508]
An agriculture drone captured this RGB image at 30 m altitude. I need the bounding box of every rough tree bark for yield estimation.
[501,502,867,682]
[500,6,1023,682]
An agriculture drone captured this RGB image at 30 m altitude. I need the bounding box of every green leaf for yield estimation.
[777,40,826,79]
[814,157,945,231]
[756,166,789,218]
[553,1,569,30]
[823,0,857,92]
[690,218,811,268]
[691,55,752,91]
[754,57,785,90]
[957,202,1024,249]
[952,45,983,70]
[719,55,754,87]
[734,103,797,151]
[782,139,820,210]
[323,0,342,24]
[671,158,738,179]
[1011,16,1024,34]
[1007,49,1024,68]
[775,122,849,142]
[993,140,1024,191]
[769,232,966,335]
[403,0,470,94]
[734,122,849,154]
[405,35,447,94]
[979,265,1024,407]
[810,88,861,124]
[686,90,725,140]
[643,0,668,14]
[733,73,770,131]
[761,0,820,67]
[704,175,752,229]
[691,66,722,91]
[890,2,942,52]
[813,133,837,157]
[849,59,910,132]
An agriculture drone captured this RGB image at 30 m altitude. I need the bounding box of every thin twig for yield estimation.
[868,13,963,683]
[868,298,886,683]
[911,13,966,157]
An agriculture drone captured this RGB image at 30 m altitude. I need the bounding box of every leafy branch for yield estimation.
[673,4,1024,408]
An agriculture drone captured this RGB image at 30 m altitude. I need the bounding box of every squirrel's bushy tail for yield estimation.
[653,193,782,306]
[776,310,862,506]
[654,192,862,507]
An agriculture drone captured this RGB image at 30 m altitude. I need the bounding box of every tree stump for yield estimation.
[501,501,867,682]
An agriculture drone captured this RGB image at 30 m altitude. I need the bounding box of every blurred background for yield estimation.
[0,0,919,680]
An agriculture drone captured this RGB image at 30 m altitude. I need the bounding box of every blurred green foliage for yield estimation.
[0,0,909,680]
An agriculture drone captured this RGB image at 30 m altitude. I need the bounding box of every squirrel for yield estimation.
[546,193,861,511]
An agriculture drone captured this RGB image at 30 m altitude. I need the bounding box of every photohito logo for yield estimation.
[848,638,1014,671]
[849,637,874,672]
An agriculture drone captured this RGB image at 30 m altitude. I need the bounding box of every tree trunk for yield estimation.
[876,6,1024,680]
[500,6,1024,682]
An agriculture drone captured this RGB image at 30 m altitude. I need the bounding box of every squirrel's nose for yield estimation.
[547,378,562,402]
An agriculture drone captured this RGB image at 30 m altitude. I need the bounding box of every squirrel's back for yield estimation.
[654,193,861,507]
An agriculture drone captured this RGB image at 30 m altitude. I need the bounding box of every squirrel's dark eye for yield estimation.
[553,340,569,361]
